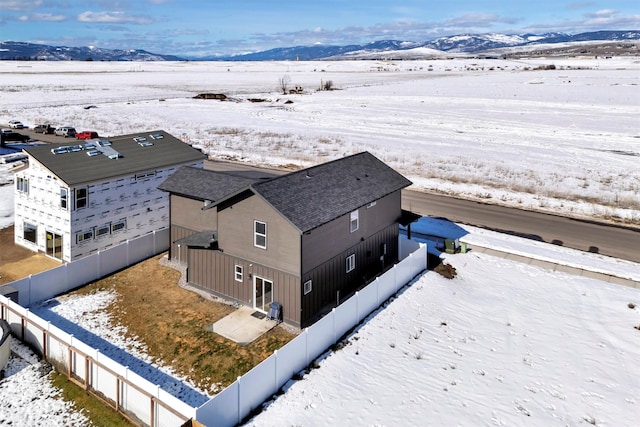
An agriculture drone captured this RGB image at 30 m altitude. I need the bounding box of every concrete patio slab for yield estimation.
[210,306,277,345]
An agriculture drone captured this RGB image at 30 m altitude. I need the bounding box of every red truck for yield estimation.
[76,131,99,140]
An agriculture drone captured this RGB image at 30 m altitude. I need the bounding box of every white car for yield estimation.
[8,120,24,129]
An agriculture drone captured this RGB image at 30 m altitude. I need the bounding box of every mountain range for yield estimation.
[1,30,638,61]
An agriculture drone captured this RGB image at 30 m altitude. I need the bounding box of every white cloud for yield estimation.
[77,11,153,25]
[0,0,42,12]
[18,13,66,22]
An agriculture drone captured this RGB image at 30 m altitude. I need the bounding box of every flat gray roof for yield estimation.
[24,130,207,186]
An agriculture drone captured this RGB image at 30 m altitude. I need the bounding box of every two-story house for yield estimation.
[14,130,206,262]
[159,152,413,328]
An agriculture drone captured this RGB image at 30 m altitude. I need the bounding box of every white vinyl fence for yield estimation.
[1,234,426,427]
[7,229,168,307]
[195,239,426,427]
[0,229,194,427]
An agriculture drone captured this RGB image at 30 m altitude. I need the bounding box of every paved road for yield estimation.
[8,133,635,264]
[206,160,640,264]
[402,191,640,263]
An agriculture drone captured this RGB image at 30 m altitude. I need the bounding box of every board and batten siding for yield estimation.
[217,194,301,277]
[300,223,399,327]
[187,248,302,326]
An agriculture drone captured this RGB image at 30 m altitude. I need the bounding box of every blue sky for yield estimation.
[1,1,638,57]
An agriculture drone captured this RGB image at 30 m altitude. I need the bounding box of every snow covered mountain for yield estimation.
[1,30,638,61]
[0,41,181,61]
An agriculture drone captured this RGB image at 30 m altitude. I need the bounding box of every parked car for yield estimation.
[76,131,99,140]
[8,120,24,129]
[0,132,30,143]
[34,124,55,134]
[54,126,77,138]
[1,128,13,134]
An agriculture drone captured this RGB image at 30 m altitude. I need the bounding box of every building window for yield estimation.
[254,220,267,249]
[235,265,243,282]
[303,280,312,295]
[75,187,88,210]
[23,222,37,244]
[111,219,126,233]
[350,210,359,233]
[95,225,110,238]
[76,230,93,244]
[346,254,356,273]
[16,177,29,194]
[60,188,68,210]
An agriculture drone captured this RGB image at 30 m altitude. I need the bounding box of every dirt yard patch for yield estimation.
[1,225,296,394]
[0,225,61,285]
[67,254,296,394]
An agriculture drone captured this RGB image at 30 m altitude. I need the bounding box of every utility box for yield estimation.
[269,302,282,322]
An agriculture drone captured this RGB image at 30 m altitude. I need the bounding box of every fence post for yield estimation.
[274,350,278,390]
[237,376,242,426]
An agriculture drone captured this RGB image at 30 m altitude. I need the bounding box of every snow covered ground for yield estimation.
[2,221,638,426]
[0,57,639,424]
[1,57,639,224]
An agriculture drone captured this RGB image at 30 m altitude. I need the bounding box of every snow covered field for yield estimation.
[1,57,639,424]
[1,57,639,224]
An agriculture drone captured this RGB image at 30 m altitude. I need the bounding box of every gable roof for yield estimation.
[252,152,412,232]
[23,130,206,186]
[158,166,259,202]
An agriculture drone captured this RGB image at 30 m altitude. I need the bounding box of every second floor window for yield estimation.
[75,188,88,210]
[350,210,359,233]
[254,220,267,249]
[60,188,68,210]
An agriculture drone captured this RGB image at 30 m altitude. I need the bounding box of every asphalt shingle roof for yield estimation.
[252,152,412,232]
[158,166,259,202]
[160,152,412,233]
[24,130,206,186]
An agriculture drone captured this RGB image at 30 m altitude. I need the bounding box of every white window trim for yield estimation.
[303,280,312,295]
[235,265,243,282]
[60,188,68,210]
[254,220,267,249]
[346,254,355,273]
[350,210,359,233]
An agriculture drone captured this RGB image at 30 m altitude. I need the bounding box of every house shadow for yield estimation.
[400,216,470,270]
[32,300,210,407]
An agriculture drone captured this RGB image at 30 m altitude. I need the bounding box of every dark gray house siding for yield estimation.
[300,223,399,327]
[187,249,302,325]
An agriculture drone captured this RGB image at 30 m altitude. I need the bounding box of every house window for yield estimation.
[16,176,29,194]
[76,230,93,244]
[346,254,356,273]
[75,187,88,210]
[95,225,110,238]
[60,188,68,210]
[111,219,126,233]
[303,280,312,295]
[235,265,243,282]
[23,222,37,244]
[254,220,267,249]
[350,210,359,233]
